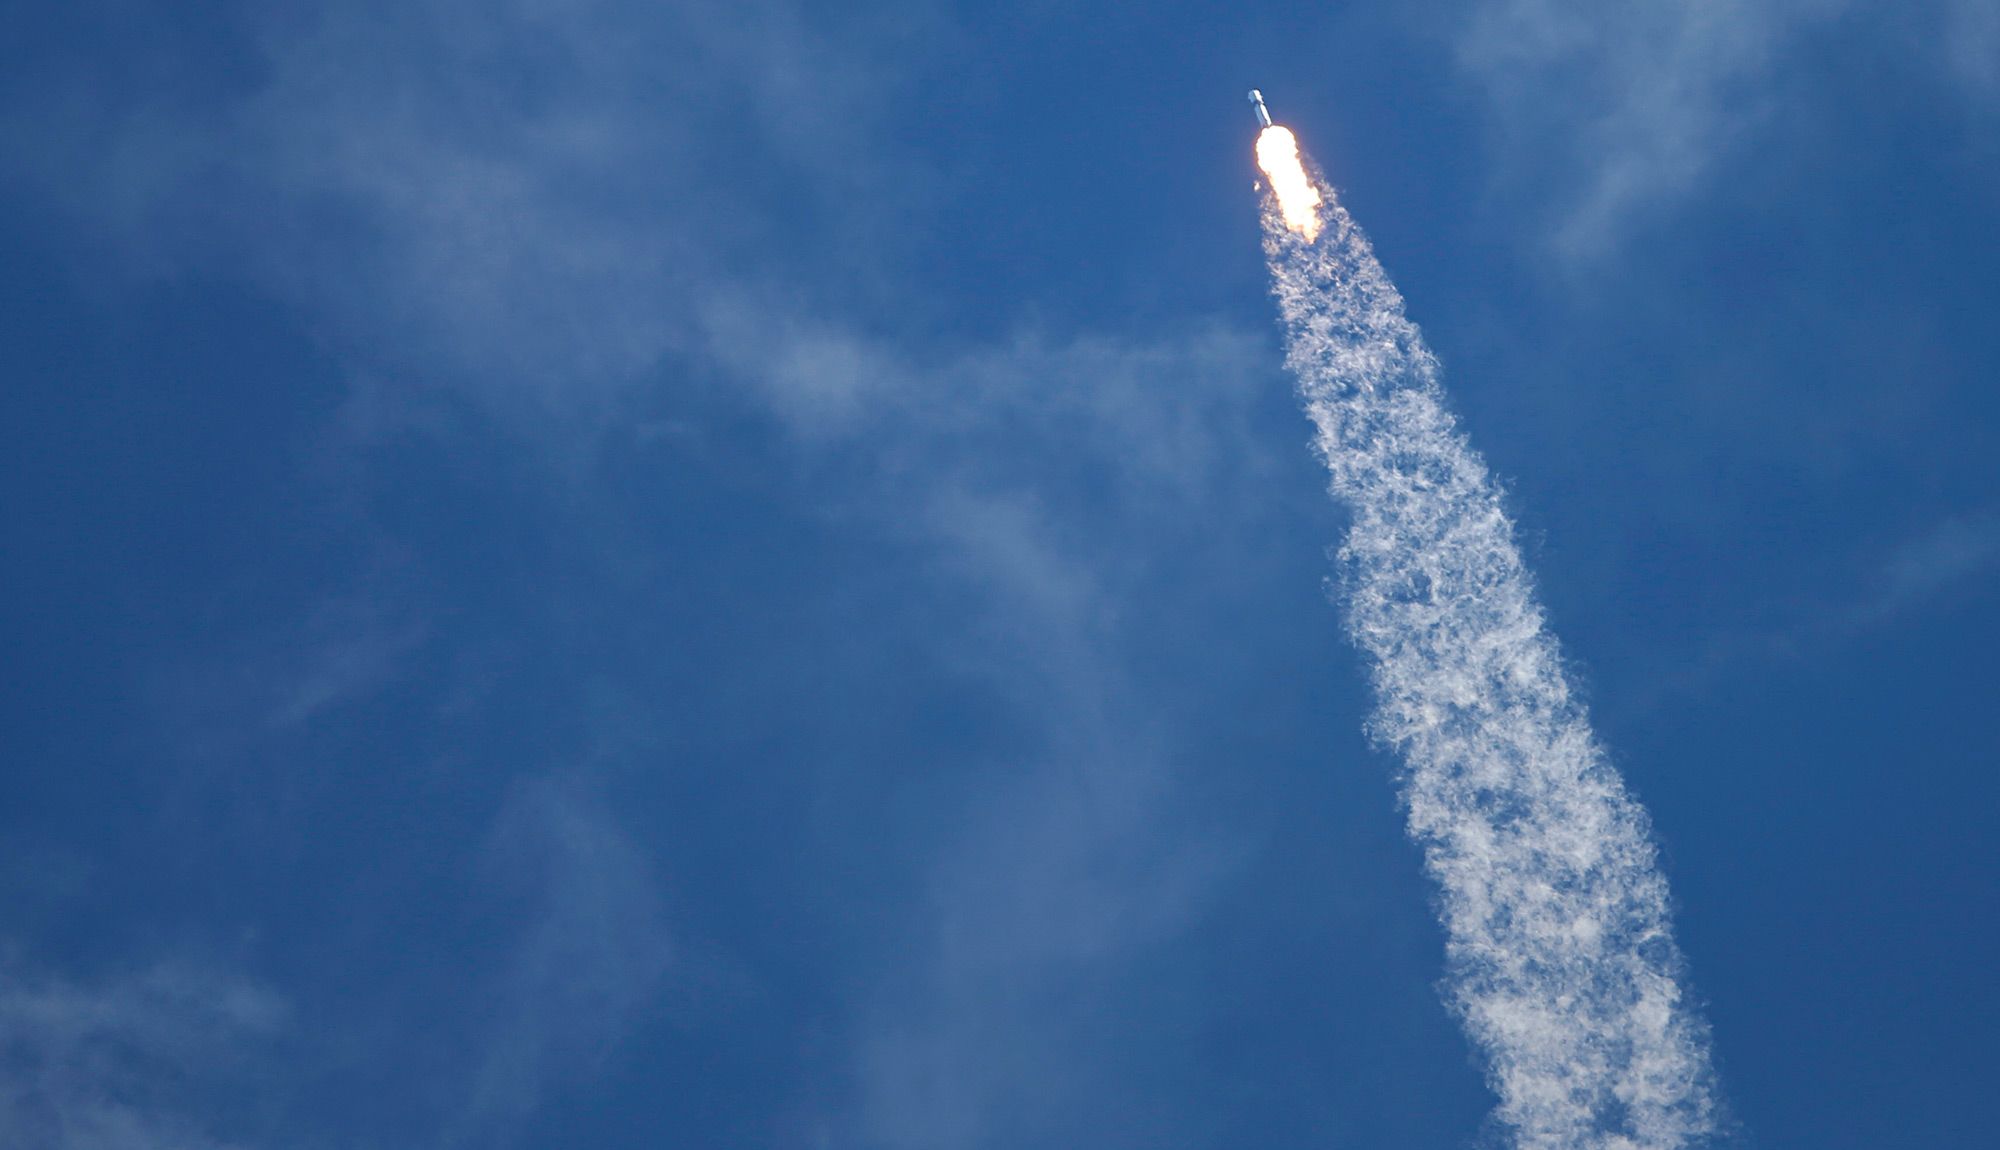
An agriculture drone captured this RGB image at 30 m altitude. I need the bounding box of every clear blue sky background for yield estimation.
[3,2,1996,1147]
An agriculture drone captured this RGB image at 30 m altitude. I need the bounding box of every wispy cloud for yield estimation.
[836,505,1244,1149]
[1444,0,2000,251]
[851,772,1237,1150]
[1443,0,1843,254]
[3,0,944,435]
[1616,508,2000,719]
[692,291,1288,1150]
[1943,0,2000,102]
[152,575,428,767]
[1857,510,2000,625]
[0,959,284,1150]
[455,773,675,1144]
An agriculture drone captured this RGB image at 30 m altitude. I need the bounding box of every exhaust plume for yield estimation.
[1255,126,1323,242]
[1260,144,1716,1148]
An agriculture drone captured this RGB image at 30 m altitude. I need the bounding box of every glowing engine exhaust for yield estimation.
[1249,91,1323,242]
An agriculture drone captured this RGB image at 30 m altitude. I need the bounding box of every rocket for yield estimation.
[1248,89,1272,129]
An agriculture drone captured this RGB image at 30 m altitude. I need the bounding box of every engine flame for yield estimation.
[1255,125,1322,242]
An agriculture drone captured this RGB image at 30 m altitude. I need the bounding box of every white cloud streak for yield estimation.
[689,304,1289,1148]
[1263,181,1715,1145]
[1943,0,2000,103]
[2,0,942,437]
[456,774,674,1145]
[1446,0,1842,254]
[0,961,283,1150]
[766,329,1269,1149]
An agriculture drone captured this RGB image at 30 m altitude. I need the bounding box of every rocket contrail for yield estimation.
[1253,104,1717,1149]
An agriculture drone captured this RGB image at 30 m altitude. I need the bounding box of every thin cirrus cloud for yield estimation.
[453,774,677,1144]
[1944,0,2000,99]
[1441,0,1844,254]
[694,305,1285,1150]
[3,0,943,429]
[0,960,285,1150]
[1443,0,2000,253]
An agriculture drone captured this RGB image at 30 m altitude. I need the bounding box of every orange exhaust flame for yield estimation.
[1255,125,1322,242]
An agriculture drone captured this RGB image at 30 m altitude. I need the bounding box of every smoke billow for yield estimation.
[1260,148,1717,1148]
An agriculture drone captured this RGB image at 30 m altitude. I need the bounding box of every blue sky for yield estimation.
[2,2,1997,1147]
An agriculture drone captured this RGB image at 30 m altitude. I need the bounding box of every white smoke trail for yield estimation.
[1262,172,1717,1147]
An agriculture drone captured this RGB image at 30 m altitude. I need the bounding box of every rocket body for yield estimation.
[1248,89,1272,129]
